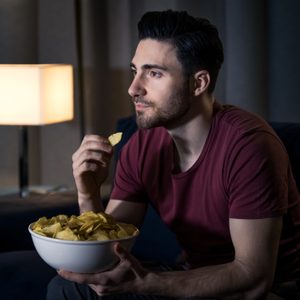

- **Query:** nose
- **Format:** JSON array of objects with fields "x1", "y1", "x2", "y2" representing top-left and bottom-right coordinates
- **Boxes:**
[{"x1": 128, "y1": 75, "x2": 146, "y2": 98}]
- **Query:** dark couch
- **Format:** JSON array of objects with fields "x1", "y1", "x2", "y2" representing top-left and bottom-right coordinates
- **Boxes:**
[
  {"x1": 0, "y1": 118, "x2": 299, "y2": 300},
  {"x1": 0, "y1": 192, "x2": 79, "y2": 300}
]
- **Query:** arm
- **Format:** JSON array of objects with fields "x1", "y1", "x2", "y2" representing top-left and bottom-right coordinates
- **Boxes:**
[
  {"x1": 72, "y1": 134, "x2": 147, "y2": 227},
  {"x1": 106, "y1": 199, "x2": 147, "y2": 229},
  {"x1": 148, "y1": 217, "x2": 282, "y2": 299},
  {"x1": 59, "y1": 216, "x2": 282, "y2": 299},
  {"x1": 72, "y1": 134, "x2": 113, "y2": 213}
]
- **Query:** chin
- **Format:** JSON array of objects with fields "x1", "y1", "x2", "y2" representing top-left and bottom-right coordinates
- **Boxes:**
[
  {"x1": 135, "y1": 110, "x2": 173, "y2": 129},
  {"x1": 136, "y1": 115, "x2": 160, "y2": 129}
]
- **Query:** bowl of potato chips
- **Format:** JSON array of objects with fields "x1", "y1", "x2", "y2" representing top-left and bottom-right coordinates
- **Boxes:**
[{"x1": 28, "y1": 211, "x2": 139, "y2": 273}]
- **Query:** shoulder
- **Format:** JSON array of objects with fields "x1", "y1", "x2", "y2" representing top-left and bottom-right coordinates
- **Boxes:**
[
  {"x1": 211, "y1": 103, "x2": 290, "y2": 184},
  {"x1": 215, "y1": 103, "x2": 271, "y2": 133},
  {"x1": 213, "y1": 103, "x2": 284, "y2": 148}
]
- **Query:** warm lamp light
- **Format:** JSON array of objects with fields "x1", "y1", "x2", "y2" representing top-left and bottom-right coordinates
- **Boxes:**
[{"x1": 0, "y1": 64, "x2": 74, "y2": 197}]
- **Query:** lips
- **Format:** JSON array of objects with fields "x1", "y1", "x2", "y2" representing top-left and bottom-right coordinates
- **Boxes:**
[
  {"x1": 133, "y1": 99, "x2": 151, "y2": 111},
  {"x1": 135, "y1": 102, "x2": 149, "y2": 111}
]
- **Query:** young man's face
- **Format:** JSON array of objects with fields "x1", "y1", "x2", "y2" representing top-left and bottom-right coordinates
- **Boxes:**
[{"x1": 128, "y1": 38, "x2": 192, "y2": 129}]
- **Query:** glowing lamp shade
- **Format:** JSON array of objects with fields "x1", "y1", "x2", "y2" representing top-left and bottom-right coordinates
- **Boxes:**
[
  {"x1": 0, "y1": 64, "x2": 74, "y2": 198},
  {"x1": 0, "y1": 64, "x2": 74, "y2": 125}
]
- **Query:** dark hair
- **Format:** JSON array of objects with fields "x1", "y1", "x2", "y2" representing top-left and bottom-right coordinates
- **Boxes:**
[{"x1": 138, "y1": 10, "x2": 224, "y2": 93}]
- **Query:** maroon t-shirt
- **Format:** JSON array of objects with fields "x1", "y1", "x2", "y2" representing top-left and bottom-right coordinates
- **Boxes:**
[{"x1": 111, "y1": 103, "x2": 300, "y2": 282}]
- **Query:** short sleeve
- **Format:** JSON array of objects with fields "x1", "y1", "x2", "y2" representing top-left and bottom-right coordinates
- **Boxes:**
[
  {"x1": 110, "y1": 132, "x2": 148, "y2": 203},
  {"x1": 226, "y1": 131, "x2": 290, "y2": 218}
]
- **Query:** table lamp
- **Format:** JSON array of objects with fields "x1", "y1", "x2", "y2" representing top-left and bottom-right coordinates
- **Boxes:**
[{"x1": 0, "y1": 64, "x2": 74, "y2": 198}]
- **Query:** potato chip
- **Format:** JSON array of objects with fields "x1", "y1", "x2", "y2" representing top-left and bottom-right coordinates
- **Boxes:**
[
  {"x1": 109, "y1": 230, "x2": 118, "y2": 240},
  {"x1": 42, "y1": 223, "x2": 62, "y2": 238},
  {"x1": 31, "y1": 211, "x2": 138, "y2": 242},
  {"x1": 32, "y1": 217, "x2": 48, "y2": 229},
  {"x1": 108, "y1": 132, "x2": 123, "y2": 146},
  {"x1": 56, "y1": 227, "x2": 79, "y2": 241},
  {"x1": 88, "y1": 230, "x2": 110, "y2": 241}
]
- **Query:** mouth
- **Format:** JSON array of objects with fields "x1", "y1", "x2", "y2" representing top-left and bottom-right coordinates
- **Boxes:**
[
  {"x1": 133, "y1": 99, "x2": 151, "y2": 111},
  {"x1": 135, "y1": 102, "x2": 149, "y2": 111}
]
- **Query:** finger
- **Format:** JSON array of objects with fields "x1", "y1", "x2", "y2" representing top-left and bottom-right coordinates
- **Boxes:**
[
  {"x1": 88, "y1": 284, "x2": 110, "y2": 296},
  {"x1": 72, "y1": 135, "x2": 112, "y2": 161},
  {"x1": 114, "y1": 242, "x2": 130, "y2": 261},
  {"x1": 72, "y1": 136, "x2": 113, "y2": 170},
  {"x1": 114, "y1": 242, "x2": 139, "y2": 263},
  {"x1": 73, "y1": 160, "x2": 105, "y2": 178},
  {"x1": 82, "y1": 139, "x2": 112, "y2": 153},
  {"x1": 72, "y1": 158, "x2": 107, "y2": 180},
  {"x1": 114, "y1": 243, "x2": 146, "y2": 277},
  {"x1": 73, "y1": 149, "x2": 111, "y2": 171},
  {"x1": 58, "y1": 269, "x2": 118, "y2": 287},
  {"x1": 83, "y1": 137, "x2": 112, "y2": 157},
  {"x1": 82, "y1": 134, "x2": 109, "y2": 144},
  {"x1": 58, "y1": 269, "x2": 99, "y2": 285}
]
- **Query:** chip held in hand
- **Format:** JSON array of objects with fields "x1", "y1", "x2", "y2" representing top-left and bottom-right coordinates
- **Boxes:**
[{"x1": 108, "y1": 132, "x2": 123, "y2": 146}]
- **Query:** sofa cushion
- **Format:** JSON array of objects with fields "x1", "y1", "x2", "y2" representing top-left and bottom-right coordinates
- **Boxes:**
[{"x1": 270, "y1": 122, "x2": 300, "y2": 191}]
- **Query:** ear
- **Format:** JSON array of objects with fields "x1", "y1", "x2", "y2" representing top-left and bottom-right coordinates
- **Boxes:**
[{"x1": 192, "y1": 70, "x2": 210, "y2": 96}]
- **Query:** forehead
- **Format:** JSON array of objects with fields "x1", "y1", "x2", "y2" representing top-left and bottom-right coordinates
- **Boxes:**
[{"x1": 131, "y1": 39, "x2": 182, "y2": 69}]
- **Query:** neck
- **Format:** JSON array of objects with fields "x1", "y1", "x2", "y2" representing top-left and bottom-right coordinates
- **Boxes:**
[{"x1": 168, "y1": 94, "x2": 215, "y2": 173}]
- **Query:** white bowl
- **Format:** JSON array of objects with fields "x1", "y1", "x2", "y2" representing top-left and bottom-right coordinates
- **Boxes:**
[{"x1": 28, "y1": 224, "x2": 139, "y2": 273}]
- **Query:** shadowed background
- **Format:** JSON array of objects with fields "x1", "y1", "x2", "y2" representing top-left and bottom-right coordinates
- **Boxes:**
[{"x1": 0, "y1": 0, "x2": 299, "y2": 191}]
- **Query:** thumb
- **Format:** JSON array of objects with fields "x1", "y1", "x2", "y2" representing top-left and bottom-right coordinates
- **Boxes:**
[
  {"x1": 114, "y1": 242, "x2": 129, "y2": 260},
  {"x1": 114, "y1": 242, "x2": 147, "y2": 277}
]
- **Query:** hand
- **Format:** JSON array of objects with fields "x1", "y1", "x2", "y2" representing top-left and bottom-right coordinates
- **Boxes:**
[
  {"x1": 58, "y1": 243, "x2": 148, "y2": 296},
  {"x1": 72, "y1": 135, "x2": 113, "y2": 204}
]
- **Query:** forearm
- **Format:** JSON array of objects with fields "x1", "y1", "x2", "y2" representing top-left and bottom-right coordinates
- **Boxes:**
[
  {"x1": 78, "y1": 190, "x2": 105, "y2": 214},
  {"x1": 143, "y1": 260, "x2": 269, "y2": 299}
]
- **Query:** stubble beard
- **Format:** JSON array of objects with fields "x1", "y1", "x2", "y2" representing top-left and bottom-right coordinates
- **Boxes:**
[{"x1": 135, "y1": 83, "x2": 191, "y2": 129}]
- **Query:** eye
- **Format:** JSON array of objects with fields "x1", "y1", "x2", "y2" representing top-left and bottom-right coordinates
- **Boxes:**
[
  {"x1": 131, "y1": 69, "x2": 137, "y2": 77},
  {"x1": 149, "y1": 70, "x2": 162, "y2": 78}
]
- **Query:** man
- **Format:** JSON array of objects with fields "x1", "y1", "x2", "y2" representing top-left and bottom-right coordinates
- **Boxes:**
[{"x1": 48, "y1": 10, "x2": 300, "y2": 300}]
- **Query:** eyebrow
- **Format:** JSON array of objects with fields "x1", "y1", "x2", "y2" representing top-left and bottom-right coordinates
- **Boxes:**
[{"x1": 130, "y1": 62, "x2": 168, "y2": 71}]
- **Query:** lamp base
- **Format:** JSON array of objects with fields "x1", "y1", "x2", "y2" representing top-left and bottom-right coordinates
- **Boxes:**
[
  {"x1": 19, "y1": 126, "x2": 29, "y2": 198},
  {"x1": 20, "y1": 187, "x2": 29, "y2": 198}
]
